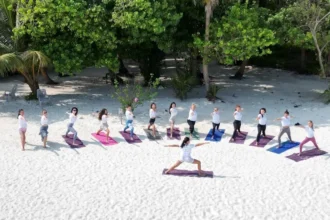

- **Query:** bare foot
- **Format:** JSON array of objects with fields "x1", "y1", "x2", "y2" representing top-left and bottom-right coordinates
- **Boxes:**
[
  {"x1": 298, "y1": 153, "x2": 302, "y2": 156},
  {"x1": 165, "y1": 170, "x2": 170, "y2": 174},
  {"x1": 230, "y1": 138, "x2": 235, "y2": 142},
  {"x1": 22, "y1": 148, "x2": 25, "y2": 151},
  {"x1": 256, "y1": 142, "x2": 259, "y2": 146},
  {"x1": 198, "y1": 172, "x2": 206, "y2": 177},
  {"x1": 130, "y1": 137, "x2": 134, "y2": 141},
  {"x1": 72, "y1": 142, "x2": 77, "y2": 146}
]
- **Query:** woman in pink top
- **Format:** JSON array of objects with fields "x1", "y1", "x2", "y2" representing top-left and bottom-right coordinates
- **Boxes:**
[{"x1": 296, "y1": 120, "x2": 320, "y2": 156}]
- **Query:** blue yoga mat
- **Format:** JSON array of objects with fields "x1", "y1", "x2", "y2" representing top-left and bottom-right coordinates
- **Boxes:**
[
  {"x1": 205, "y1": 129, "x2": 225, "y2": 142},
  {"x1": 267, "y1": 141, "x2": 300, "y2": 154}
]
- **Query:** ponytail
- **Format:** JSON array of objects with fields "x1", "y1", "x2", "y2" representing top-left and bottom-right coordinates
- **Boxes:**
[
  {"x1": 169, "y1": 102, "x2": 176, "y2": 115},
  {"x1": 17, "y1": 109, "x2": 23, "y2": 118},
  {"x1": 180, "y1": 137, "x2": 190, "y2": 148}
]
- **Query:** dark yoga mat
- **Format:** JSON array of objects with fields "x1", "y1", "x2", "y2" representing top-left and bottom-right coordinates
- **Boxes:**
[
  {"x1": 62, "y1": 134, "x2": 85, "y2": 148},
  {"x1": 162, "y1": 169, "x2": 213, "y2": 178},
  {"x1": 286, "y1": 148, "x2": 327, "y2": 162},
  {"x1": 184, "y1": 128, "x2": 200, "y2": 140},
  {"x1": 143, "y1": 129, "x2": 162, "y2": 140},
  {"x1": 249, "y1": 135, "x2": 275, "y2": 148},
  {"x1": 119, "y1": 131, "x2": 142, "y2": 144},
  {"x1": 267, "y1": 141, "x2": 300, "y2": 154},
  {"x1": 229, "y1": 131, "x2": 248, "y2": 144},
  {"x1": 205, "y1": 129, "x2": 225, "y2": 142},
  {"x1": 166, "y1": 127, "x2": 181, "y2": 140}
]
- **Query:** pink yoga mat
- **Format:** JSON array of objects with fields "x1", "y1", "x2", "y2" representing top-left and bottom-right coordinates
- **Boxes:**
[
  {"x1": 62, "y1": 134, "x2": 85, "y2": 148},
  {"x1": 91, "y1": 133, "x2": 118, "y2": 146},
  {"x1": 286, "y1": 148, "x2": 327, "y2": 162},
  {"x1": 229, "y1": 131, "x2": 248, "y2": 144},
  {"x1": 249, "y1": 135, "x2": 275, "y2": 148},
  {"x1": 119, "y1": 131, "x2": 142, "y2": 144},
  {"x1": 166, "y1": 127, "x2": 181, "y2": 140},
  {"x1": 162, "y1": 169, "x2": 213, "y2": 178}
]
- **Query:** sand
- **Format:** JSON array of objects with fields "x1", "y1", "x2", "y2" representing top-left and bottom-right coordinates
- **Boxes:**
[{"x1": 0, "y1": 63, "x2": 330, "y2": 220}]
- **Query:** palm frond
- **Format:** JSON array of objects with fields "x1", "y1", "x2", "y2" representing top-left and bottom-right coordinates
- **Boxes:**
[
  {"x1": 20, "y1": 50, "x2": 52, "y2": 73},
  {"x1": 0, "y1": 52, "x2": 24, "y2": 76}
]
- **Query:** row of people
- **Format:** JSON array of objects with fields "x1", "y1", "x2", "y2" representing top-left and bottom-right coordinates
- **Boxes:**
[{"x1": 17, "y1": 104, "x2": 320, "y2": 156}]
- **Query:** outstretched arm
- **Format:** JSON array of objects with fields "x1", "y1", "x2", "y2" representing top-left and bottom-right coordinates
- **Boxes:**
[
  {"x1": 165, "y1": 144, "x2": 180, "y2": 148},
  {"x1": 196, "y1": 142, "x2": 210, "y2": 147}
]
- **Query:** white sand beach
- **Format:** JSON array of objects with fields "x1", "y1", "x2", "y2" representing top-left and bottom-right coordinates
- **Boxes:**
[{"x1": 0, "y1": 64, "x2": 330, "y2": 220}]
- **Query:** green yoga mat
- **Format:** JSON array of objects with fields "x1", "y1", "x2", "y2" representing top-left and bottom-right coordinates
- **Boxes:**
[{"x1": 184, "y1": 128, "x2": 200, "y2": 140}]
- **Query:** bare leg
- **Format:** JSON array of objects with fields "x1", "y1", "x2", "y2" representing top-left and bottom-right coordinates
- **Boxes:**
[
  {"x1": 165, "y1": 161, "x2": 182, "y2": 174},
  {"x1": 106, "y1": 129, "x2": 110, "y2": 142},
  {"x1": 147, "y1": 124, "x2": 151, "y2": 130},
  {"x1": 96, "y1": 129, "x2": 102, "y2": 135},
  {"x1": 43, "y1": 136, "x2": 47, "y2": 148},
  {"x1": 20, "y1": 132, "x2": 25, "y2": 151},
  {"x1": 170, "y1": 121, "x2": 174, "y2": 138},
  {"x1": 152, "y1": 125, "x2": 156, "y2": 137},
  {"x1": 193, "y1": 159, "x2": 204, "y2": 176},
  {"x1": 165, "y1": 144, "x2": 180, "y2": 147}
]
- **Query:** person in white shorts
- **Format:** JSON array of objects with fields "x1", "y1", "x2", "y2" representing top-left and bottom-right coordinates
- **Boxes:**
[
  {"x1": 17, "y1": 109, "x2": 27, "y2": 151},
  {"x1": 96, "y1": 108, "x2": 110, "y2": 142},
  {"x1": 165, "y1": 137, "x2": 209, "y2": 176},
  {"x1": 169, "y1": 102, "x2": 178, "y2": 138}
]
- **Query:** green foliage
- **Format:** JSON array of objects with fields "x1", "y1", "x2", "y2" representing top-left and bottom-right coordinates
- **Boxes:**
[
  {"x1": 206, "y1": 84, "x2": 221, "y2": 102},
  {"x1": 194, "y1": 4, "x2": 277, "y2": 65},
  {"x1": 14, "y1": 0, "x2": 118, "y2": 74},
  {"x1": 171, "y1": 67, "x2": 197, "y2": 100},
  {"x1": 112, "y1": 74, "x2": 160, "y2": 112}
]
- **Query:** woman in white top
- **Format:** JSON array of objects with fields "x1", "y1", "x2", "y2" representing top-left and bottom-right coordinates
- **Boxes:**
[
  {"x1": 255, "y1": 108, "x2": 267, "y2": 145},
  {"x1": 296, "y1": 120, "x2": 320, "y2": 156},
  {"x1": 96, "y1": 108, "x2": 110, "y2": 142},
  {"x1": 17, "y1": 109, "x2": 27, "y2": 151},
  {"x1": 169, "y1": 102, "x2": 178, "y2": 138},
  {"x1": 211, "y1": 107, "x2": 220, "y2": 139},
  {"x1": 65, "y1": 107, "x2": 79, "y2": 145},
  {"x1": 123, "y1": 105, "x2": 134, "y2": 140},
  {"x1": 187, "y1": 104, "x2": 197, "y2": 138},
  {"x1": 230, "y1": 105, "x2": 243, "y2": 141},
  {"x1": 147, "y1": 103, "x2": 157, "y2": 137},
  {"x1": 39, "y1": 109, "x2": 49, "y2": 148},
  {"x1": 275, "y1": 110, "x2": 293, "y2": 148},
  {"x1": 165, "y1": 137, "x2": 209, "y2": 176}
]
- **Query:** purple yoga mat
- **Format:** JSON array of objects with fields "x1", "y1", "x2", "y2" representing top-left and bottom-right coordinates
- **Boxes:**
[
  {"x1": 286, "y1": 148, "x2": 327, "y2": 162},
  {"x1": 62, "y1": 134, "x2": 85, "y2": 148},
  {"x1": 162, "y1": 169, "x2": 213, "y2": 178},
  {"x1": 249, "y1": 135, "x2": 275, "y2": 148},
  {"x1": 91, "y1": 133, "x2": 118, "y2": 146},
  {"x1": 166, "y1": 127, "x2": 181, "y2": 140},
  {"x1": 119, "y1": 131, "x2": 142, "y2": 144},
  {"x1": 229, "y1": 131, "x2": 248, "y2": 144}
]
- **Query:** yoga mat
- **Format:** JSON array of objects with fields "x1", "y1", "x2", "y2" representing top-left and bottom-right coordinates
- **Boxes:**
[
  {"x1": 166, "y1": 127, "x2": 181, "y2": 140},
  {"x1": 162, "y1": 169, "x2": 213, "y2": 178},
  {"x1": 119, "y1": 131, "x2": 142, "y2": 144},
  {"x1": 267, "y1": 141, "x2": 300, "y2": 154},
  {"x1": 286, "y1": 148, "x2": 327, "y2": 162},
  {"x1": 62, "y1": 134, "x2": 85, "y2": 148},
  {"x1": 91, "y1": 133, "x2": 118, "y2": 146},
  {"x1": 229, "y1": 131, "x2": 248, "y2": 144},
  {"x1": 205, "y1": 129, "x2": 225, "y2": 142},
  {"x1": 184, "y1": 128, "x2": 200, "y2": 140},
  {"x1": 249, "y1": 135, "x2": 275, "y2": 148},
  {"x1": 143, "y1": 129, "x2": 162, "y2": 140}
]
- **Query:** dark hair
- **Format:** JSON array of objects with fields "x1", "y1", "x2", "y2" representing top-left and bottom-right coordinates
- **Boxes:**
[
  {"x1": 284, "y1": 109, "x2": 289, "y2": 115},
  {"x1": 127, "y1": 104, "x2": 131, "y2": 108},
  {"x1": 259, "y1": 108, "x2": 266, "y2": 117},
  {"x1": 150, "y1": 102, "x2": 156, "y2": 109},
  {"x1": 169, "y1": 102, "x2": 176, "y2": 114},
  {"x1": 71, "y1": 107, "x2": 78, "y2": 116},
  {"x1": 180, "y1": 137, "x2": 190, "y2": 148},
  {"x1": 17, "y1": 109, "x2": 24, "y2": 118},
  {"x1": 98, "y1": 108, "x2": 108, "y2": 120}
]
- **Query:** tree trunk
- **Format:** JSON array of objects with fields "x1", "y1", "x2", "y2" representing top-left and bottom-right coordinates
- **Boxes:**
[
  {"x1": 118, "y1": 56, "x2": 133, "y2": 78},
  {"x1": 230, "y1": 59, "x2": 248, "y2": 79},
  {"x1": 300, "y1": 48, "x2": 306, "y2": 73},
  {"x1": 41, "y1": 68, "x2": 58, "y2": 85},
  {"x1": 203, "y1": 3, "x2": 211, "y2": 92},
  {"x1": 311, "y1": 31, "x2": 326, "y2": 78}
]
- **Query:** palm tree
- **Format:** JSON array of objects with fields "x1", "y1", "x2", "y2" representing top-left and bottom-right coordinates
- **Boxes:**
[
  {"x1": 0, "y1": 0, "x2": 57, "y2": 84},
  {"x1": 193, "y1": 0, "x2": 219, "y2": 92},
  {"x1": 0, "y1": 49, "x2": 51, "y2": 97}
]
